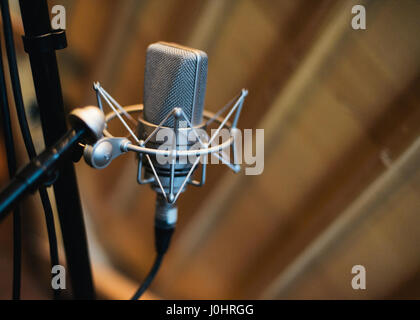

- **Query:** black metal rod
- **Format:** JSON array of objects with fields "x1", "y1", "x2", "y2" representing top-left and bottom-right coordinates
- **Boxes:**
[
  {"x1": 18, "y1": 0, "x2": 94, "y2": 299},
  {"x1": 0, "y1": 0, "x2": 62, "y2": 299},
  {"x1": 0, "y1": 33, "x2": 21, "y2": 300},
  {"x1": 0, "y1": 127, "x2": 86, "y2": 220}
]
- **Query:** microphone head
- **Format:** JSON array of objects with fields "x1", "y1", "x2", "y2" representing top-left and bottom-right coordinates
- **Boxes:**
[{"x1": 143, "y1": 42, "x2": 208, "y2": 127}]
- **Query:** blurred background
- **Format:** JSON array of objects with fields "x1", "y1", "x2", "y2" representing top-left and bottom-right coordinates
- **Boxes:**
[{"x1": 1, "y1": 0, "x2": 420, "y2": 299}]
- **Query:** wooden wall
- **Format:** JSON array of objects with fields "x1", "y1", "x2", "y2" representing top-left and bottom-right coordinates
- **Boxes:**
[{"x1": 1, "y1": 0, "x2": 420, "y2": 299}]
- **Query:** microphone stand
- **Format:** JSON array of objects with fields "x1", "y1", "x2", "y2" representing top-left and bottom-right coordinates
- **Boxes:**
[
  {"x1": 18, "y1": 0, "x2": 95, "y2": 299},
  {"x1": 0, "y1": 127, "x2": 86, "y2": 220}
]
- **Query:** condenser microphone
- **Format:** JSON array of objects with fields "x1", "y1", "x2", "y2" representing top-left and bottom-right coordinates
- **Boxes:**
[
  {"x1": 143, "y1": 42, "x2": 208, "y2": 127},
  {"x1": 83, "y1": 41, "x2": 247, "y2": 300},
  {"x1": 137, "y1": 42, "x2": 208, "y2": 230},
  {"x1": 130, "y1": 43, "x2": 210, "y2": 300}
]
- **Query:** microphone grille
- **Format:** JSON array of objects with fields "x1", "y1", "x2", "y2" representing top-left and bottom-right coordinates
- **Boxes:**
[{"x1": 143, "y1": 42, "x2": 208, "y2": 127}]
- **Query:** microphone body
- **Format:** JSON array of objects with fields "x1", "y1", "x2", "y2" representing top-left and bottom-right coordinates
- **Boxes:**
[
  {"x1": 138, "y1": 41, "x2": 208, "y2": 229},
  {"x1": 143, "y1": 42, "x2": 208, "y2": 127},
  {"x1": 82, "y1": 42, "x2": 246, "y2": 300},
  {"x1": 80, "y1": 41, "x2": 246, "y2": 300}
]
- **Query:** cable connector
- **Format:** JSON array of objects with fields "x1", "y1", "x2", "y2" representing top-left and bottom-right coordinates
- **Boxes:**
[
  {"x1": 130, "y1": 194, "x2": 176, "y2": 300},
  {"x1": 154, "y1": 194, "x2": 177, "y2": 255}
]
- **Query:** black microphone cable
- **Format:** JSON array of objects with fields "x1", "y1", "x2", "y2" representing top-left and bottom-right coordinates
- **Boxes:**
[
  {"x1": 0, "y1": 0, "x2": 60, "y2": 299},
  {"x1": 131, "y1": 228, "x2": 175, "y2": 300},
  {"x1": 0, "y1": 36, "x2": 21, "y2": 301},
  {"x1": 131, "y1": 253, "x2": 164, "y2": 300},
  {"x1": 131, "y1": 195, "x2": 176, "y2": 300}
]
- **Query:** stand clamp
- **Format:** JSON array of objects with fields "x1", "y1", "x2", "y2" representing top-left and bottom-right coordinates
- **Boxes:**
[{"x1": 22, "y1": 29, "x2": 67, "y2": 53}]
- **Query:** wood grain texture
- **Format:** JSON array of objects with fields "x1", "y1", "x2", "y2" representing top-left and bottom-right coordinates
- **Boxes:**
[
  {"x1": 76, "y1": 0, "x2": 420, "y2": 299},
  {"x1": 3, "y1": 0, "x2": 419, "y2": 299}
]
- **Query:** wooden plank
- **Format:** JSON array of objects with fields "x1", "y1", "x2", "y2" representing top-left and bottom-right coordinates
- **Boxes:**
[
  {"x1": 262, "y1": 134, "x2": 420, "y2": 299},
  {"x1": 158, "y1": 0, "x2": 420, "y2": 299},
  {"x1": 242, "y1": 0, "x2": 420, "y2": 298}
]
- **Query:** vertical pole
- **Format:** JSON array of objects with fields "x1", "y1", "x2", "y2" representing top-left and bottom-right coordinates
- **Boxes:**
[{"x1": 18, "y1": 0, "x2": 94, "y2": 299}]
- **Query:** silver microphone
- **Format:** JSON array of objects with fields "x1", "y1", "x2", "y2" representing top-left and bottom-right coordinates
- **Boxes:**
[
  {"x1": 85, "y1": 41, "x2": 246, "y2": 218},
  {"x1": 83, "y1": 41, "x2": 247, "y2": 299},
  {"x1": 137, "y1": 42, "x2": 208, "y2": 229},
  {"x1": 143, "y1": 42, "x2": 208, "y2": 127}
]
